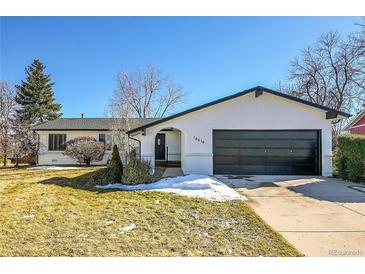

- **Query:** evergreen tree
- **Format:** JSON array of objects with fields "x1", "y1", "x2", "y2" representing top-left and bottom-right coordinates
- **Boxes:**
[
  {"x1": 108, "y1": 145, "x2": 123, "y2": 182},
  {"x1": 15, "y1": 59, "x2": 62, "y2": 125}
]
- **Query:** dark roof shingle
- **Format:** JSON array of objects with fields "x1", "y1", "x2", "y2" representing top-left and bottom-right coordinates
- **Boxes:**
[{"x1": 33, "y1": 118, "x2": 159, "y2": 131}]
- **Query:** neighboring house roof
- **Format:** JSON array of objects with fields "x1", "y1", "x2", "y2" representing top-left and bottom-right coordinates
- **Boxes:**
[
  {"x1": 33, "y1": 118, "x2": 159, "y2": 131},
  {"x1": 344, "y1": 109, "x2": 365, "y2": 131},
  {"x1": 127, "y1": 86, "x2": 352, "y2": 134}
]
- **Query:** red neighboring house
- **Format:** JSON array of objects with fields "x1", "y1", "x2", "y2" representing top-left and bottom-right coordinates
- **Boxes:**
[{"x1": 344, "y1": 109, "x2": 365, "y2": 135}]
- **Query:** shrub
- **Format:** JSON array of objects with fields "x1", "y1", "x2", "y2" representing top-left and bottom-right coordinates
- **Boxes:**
[
  {"x1": 90, "y1": 145, "x2": 123, "y2": 185},
  {"x1": 334, "y1": 134, "x2": 365, "y2": 182},
  {"x1": 90, "y1": 168, "x2": 110, "y2": 185},
  {"x1": 122, "y1": 155, "x2": 151, "y2": 185},
  {"x1": 63, "y1": 136, "x2": 104, "y2": 166},
  {"x1": 108, "y1": 145, "x2": 123, "y2": 182}
]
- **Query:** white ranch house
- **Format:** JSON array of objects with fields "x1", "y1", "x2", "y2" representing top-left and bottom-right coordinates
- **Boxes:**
[{"x1": 34, "y1": 86, "x2": 350, "y2": 176}]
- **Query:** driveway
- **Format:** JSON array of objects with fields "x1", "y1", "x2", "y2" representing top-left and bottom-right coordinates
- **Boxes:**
[{"x1": 216, "y1": 175, "x2": 365, "y2": 256}]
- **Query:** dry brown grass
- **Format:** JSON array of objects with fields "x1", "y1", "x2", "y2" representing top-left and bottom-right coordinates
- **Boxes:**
[{"x1": 0, "y1": 168, "x2": 301, "y2": 256}]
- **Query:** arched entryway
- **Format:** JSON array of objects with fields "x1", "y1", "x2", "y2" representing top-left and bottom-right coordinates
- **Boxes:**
[{"x1": 154, "y1": 127, "x2": 182, "y2": 168}]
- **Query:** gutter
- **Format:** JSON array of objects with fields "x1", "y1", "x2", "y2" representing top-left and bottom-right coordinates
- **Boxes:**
[{"x1": 127, "y1": 133, "x2": 141, "y2": 160}]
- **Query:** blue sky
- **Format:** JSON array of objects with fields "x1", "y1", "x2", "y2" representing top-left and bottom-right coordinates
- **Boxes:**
[{"x1": 0, "y1": 17, "x2": 362, "y2": 117}]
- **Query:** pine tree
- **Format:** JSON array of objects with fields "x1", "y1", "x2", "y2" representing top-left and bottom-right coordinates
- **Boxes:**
[
  {"x1": 108, "y1": 145, "x2": 123, "y2": 182},
  {"x1": 15, "y1": 59, "x2": 62, "y2": 125}
]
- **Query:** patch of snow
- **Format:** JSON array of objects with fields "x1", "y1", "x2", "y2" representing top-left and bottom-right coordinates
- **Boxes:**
[
  {"x1": 105, "y1": 220, "x2": 114, "y2": 225},
  {"x1": 154, "y1": 199, "x2": 160, "y2": 205},
  {"x1": 27, "y1": 166, "x2": 79, "y2": 170},
  {"x1": 96, "y1": 175, "x2": 247, "y2": 202},
  {"x1": 120, "y1": 223, "x2": 136, "y2": 232}
]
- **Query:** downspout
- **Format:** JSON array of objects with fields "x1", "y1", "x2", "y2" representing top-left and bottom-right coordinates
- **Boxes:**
[
  {"x1": 36, "y1": 132, "x2": 40, "y2": 164},
  {"x1": 128, "y1": 133, "x2": 141, "y2": 160},
  {"x1": 33, "y1": 130, "x2": 40, "y2": 165}
]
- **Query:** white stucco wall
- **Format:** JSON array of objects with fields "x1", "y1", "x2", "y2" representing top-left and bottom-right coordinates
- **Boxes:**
[
  {"x1": 37, "y1": 130, "x2": 112, "y2": 165},
  {"x1": 164, "y1": 130, "x2": 181, "y2": 161},
  {"x1": 134, "y1": 92, "x2": 337, "y2": 176}
]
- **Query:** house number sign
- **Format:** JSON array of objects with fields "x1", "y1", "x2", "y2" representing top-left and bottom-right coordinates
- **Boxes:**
[{"x1": 193, "y1": 136, "x2": 205, "y2": 144}]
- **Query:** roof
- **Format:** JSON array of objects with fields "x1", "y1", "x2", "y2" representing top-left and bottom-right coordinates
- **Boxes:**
[
  {"x1": 344, "y1": 109, "x2": 365, "y2": 131},
  {"x1": 33, "y1": 118, "x2": 159, "y2": 131},
  {"x1": 127, "y1": 86, "x2": 352, "y2": 134}
]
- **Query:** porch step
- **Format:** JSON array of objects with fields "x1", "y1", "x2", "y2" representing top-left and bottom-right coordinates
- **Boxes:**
[
  {"x1": 162, "y1": 168, "x2": 184, "y2": 178},
  {"x1": 155, "y1": 161, "x2": 181, "y2": 168}
]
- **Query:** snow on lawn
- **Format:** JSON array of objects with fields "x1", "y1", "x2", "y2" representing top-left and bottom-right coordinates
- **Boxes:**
[
  {"x1": 96, "y1": 175, "x2": 247, "y2": 202},
  {"x1": 27, "y1": 166, "x2": 80, "y2": 170}
]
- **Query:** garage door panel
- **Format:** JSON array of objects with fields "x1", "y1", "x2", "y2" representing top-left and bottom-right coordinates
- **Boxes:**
[
  {"x1": 265, "y1": 157, "x2": 291, "y2": 166},
  {"x1": 214, "y1": 164, "x2": 241, "y2": 174},
  {"x1": 216, "y1": 139, "x2": 267, "y2": 148},
  {"x1": 214, "y1": 156, "x2": 241, "y2": 165},
  {"x1": 214, "y1": 139, "x2": 240, "y2": 148},
  {"x1": 240, "y1": 148, "x2": 266, "y2": 156},
  {"x1": 240, "y1": 156, "x2": 267, "y2": 165},
  {"x1": 291, "y1": 165, "x2": 317, "y2": 174},
  {"x1": 266, "y1": 165, "x2": 292, "y2": 175},
  {"x1": 264, "y1": 131, "x2": 317, "y2": 139},
  {"x1": 214, "y1": 148, "x2": 240, "y2": 156},
  {"x1": 215, "y1": 155, "x2": 267, "y2": 165},
  {"x1": 264, "y1": 139, "x2": 291, "y2": 148},
  {"x1": 213, "y1": 130, "x2": 320, "y2": 175},
  {"x1": 239, "y1": 140, "x2": 267, "y2": 148},
  {"x1": 214, "y1": 131, "x2": 264, "y2": 139},
  {"x1": 241, "y1": 165, "x2": 266, "y2": 174},
  {"x1": 215, "y1": 148, "x2": 268, "y2": 156},
  {"x1": 291, "y1": 149, "x2": 316, "y2": 157},
  {"x1": 291, "y1": 156, "x2": 317, "y2": 165},
  {"x1": 266, "y1": 148, "x2": 290, "y2": 156},
  {"x1": 291, "y1": 140, "x2": 317, "y2": 148}
]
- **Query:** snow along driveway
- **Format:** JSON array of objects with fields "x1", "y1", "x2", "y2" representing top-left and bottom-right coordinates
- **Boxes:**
[{"x1": 96, "y1": 175, "x2": 246, "y2": 202}]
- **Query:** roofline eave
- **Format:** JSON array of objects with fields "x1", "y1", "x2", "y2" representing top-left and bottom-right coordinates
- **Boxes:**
[{"x1": 127, "y1": 86, "x2": 352, "y2": 134}]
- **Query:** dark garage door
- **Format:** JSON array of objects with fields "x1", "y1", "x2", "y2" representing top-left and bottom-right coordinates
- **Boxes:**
[{"x1": 213, "y1": 130, "x2": 320, "y2": 175}]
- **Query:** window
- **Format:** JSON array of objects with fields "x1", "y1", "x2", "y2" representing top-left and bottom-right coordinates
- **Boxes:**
[
  {"x1": 99, "y1": 134, "x2": 112, "y2": 150},
  {"x1": 48, "y1": 134, "x2": 66, "y2": 151}
]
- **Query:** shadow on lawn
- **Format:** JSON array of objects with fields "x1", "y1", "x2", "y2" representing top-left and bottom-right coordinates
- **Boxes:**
[
  {"x1": 39, "y1": 167, "x2": 166, "y2": 193},
  {"x1": 39, "y1": 170, "x2": 117, "y2": 193}
]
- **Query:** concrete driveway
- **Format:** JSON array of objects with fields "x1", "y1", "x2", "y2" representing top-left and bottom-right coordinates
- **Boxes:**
[{"x1": 216, "y1": 175, "x2": 365, "y2": 256}]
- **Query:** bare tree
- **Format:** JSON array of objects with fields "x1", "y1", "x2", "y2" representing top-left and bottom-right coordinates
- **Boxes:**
[
  {"x1": 0, "y1": 81, "x2": 16, "y2": 166},
  {"x1": 112, "y1": 65, "x2": 186, "y2": 119},
  {"x1": 352, "y1": 18, "x2": 365, "y2": 92},
  {"x1": 108, "y1": 65, "x2": 186, "y2": 156},
  {"x1": 280, "y1": 28, "x2": 365, "y2": 134},
  {"x1": 11, "y1": 115, "x2": 36, "y2": 166}
]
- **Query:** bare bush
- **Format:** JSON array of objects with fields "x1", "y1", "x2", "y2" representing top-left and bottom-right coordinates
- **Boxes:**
[{"x1": 63, "y1": 137, "x2": 104, "y2": 166}]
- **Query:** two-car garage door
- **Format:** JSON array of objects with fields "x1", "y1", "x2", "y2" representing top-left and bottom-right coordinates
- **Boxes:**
[{"x1": 213, "y1": 130, "x2": 321, "y2": 175}]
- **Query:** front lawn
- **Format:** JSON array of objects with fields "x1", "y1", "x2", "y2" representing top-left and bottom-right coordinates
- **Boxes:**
[{"x1": 0, "y1": 168, "x2": 301, "y2": 256}]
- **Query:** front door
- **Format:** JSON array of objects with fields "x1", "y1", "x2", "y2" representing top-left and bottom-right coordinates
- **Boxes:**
[{"x1": 155, "y1": 133, "x2": 166, "y2": 160}]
